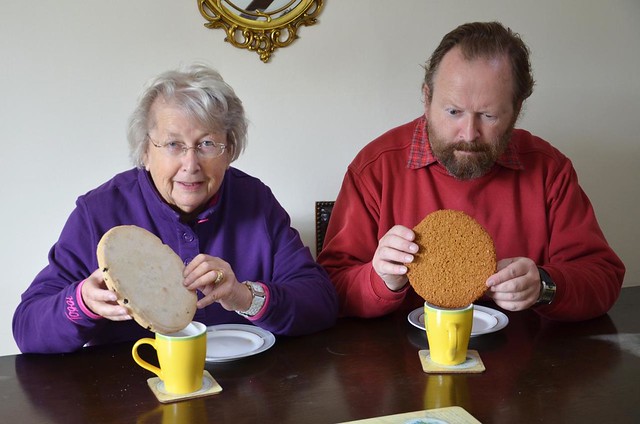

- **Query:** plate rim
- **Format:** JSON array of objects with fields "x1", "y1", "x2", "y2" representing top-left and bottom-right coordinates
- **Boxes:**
[
  {"x1": 208, "y1": 328, "x2": 265, "y2": 350},
  {"x1": 407, "y1": 304, "x2": 509, "y2": 336},
  {"x1": 205, "y1": 323, "x2": 275, "y2": 362},
  {"x1": 471, "y1": 309, "x2": 499, "y2": 334}
]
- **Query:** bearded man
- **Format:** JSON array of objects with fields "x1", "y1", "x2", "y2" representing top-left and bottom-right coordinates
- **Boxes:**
[{"x1": 317, "y1": 21, "x2": 624, "y2": 321}]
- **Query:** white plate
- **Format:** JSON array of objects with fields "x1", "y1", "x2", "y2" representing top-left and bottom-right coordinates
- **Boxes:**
[
  {"x1": 407, "y1": 304, "x2": 509, "y2": 337},
  {"x1": 471, "y1": 309, "x2": 499, "y2": 334},
  {"x1": 206, "y1": 324, "x2": 275, "y2": 362}
]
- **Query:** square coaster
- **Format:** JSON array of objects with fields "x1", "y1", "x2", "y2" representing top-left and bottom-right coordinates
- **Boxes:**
[
  {"x1": 418, "y1": 350, "x2": 485, "y2": 374},
  {"x1": 147, "y1": 370, "x2": 222, "y2": 403}
]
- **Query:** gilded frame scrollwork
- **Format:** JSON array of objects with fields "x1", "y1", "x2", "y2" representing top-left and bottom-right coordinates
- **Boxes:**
[{"x1": 198, "y1": 0, "x2": 323, "y2": 63}]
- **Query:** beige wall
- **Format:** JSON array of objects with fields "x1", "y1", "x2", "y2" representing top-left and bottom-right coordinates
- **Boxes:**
[{"x1": 1, "y1": 1, "x2": 638, "y2": 355}]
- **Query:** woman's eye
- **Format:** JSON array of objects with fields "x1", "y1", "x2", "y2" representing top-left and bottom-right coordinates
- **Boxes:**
[
  {"x1": 165, "y1": 141, "x2": 185, "y2": 151},
  {"x1": 200, "y1": 140, "x2": 215, "y2": 148}
]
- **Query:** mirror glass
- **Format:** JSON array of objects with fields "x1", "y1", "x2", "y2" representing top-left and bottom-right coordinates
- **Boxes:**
[
  {"x1": 223, "y1": 0, "x2": 302, "y2": 21},
  {"x1": 199, "y1": 0, "x2": 323, "y2": 63}
]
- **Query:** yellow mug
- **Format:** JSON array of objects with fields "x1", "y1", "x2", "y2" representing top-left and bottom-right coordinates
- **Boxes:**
[
  {"x1": 132, "y1": 321, "x2": 207, "y2": 394},
  {"x1": 424, "y1": 302, "x2": 473, "y2": 365}
]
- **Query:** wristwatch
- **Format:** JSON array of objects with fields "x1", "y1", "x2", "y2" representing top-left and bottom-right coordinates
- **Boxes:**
[
  {"x1": 537, "y1": 267, "x2": 556, "y2": 305},
  {"x1": 236, "y1": 281, "x2": 266, "y2": 317}
]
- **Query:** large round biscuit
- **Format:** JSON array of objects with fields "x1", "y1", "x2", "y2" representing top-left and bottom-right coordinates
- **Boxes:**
[
  {"x1": 96, "y1": 225, "x2": 196, "y2": 334},
  {"x1": 407, "y1": 210, "x2": 496, "y2": 308}
]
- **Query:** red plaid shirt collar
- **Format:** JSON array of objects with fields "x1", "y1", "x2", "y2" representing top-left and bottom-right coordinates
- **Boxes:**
[{"x1": 407, "y1": 116, "x2": 523, "y2": 171}]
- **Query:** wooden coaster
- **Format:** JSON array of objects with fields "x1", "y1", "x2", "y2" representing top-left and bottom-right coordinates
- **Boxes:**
[
  {"x1": 147, "y1": 370, "x2": 222, "y2": 403},
  {"x1": 418, "y1": 350, "x2": 485, "y2": 374}
]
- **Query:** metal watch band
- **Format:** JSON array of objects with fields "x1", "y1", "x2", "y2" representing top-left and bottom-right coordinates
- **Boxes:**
[
  {"x1": 537, "y1": 267, "x2": 556, "y2": 305},
  {"x1": 236, "y1": 281, "x2": 266, "y2": 317}
]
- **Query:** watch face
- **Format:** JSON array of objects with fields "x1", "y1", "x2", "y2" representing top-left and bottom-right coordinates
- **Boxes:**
[
  {"x1": 249, "y1": 282, "x2": 265, "y2": 296},
  {"x1": 537, "y1": 268, "x2": 556, "y2": 305},
  {"x1": 539, "y1": 281, "x2": 556, "y2": 304}
]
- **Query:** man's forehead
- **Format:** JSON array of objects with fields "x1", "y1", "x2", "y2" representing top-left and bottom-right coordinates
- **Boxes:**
[{"x1": 431, "y1": 48, "x2": 515, "y2": 105}]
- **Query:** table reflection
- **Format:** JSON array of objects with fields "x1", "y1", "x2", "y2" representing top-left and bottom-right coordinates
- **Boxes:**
[{"x1": 136, "y1": 400, "x2": 208, "y2": 424}]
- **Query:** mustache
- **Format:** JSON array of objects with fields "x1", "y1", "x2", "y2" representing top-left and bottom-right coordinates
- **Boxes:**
[{"x1": 451, "y1": 141, "x2": 490, "y2": 153}]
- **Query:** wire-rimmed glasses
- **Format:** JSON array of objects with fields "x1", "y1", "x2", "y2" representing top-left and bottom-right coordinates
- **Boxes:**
[{"x1": 147, "y1": 135, "x2": 227, "y2": 159}]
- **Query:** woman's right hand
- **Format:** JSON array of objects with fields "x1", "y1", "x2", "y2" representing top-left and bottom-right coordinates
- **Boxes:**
[{"x1": 81, "y1": 268, "x2": 132, "y2": 321}]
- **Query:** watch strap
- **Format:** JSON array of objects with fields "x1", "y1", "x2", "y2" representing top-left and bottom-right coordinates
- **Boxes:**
[{"x1": 236, "y1": 281, "x2": 266, "y2": 317}]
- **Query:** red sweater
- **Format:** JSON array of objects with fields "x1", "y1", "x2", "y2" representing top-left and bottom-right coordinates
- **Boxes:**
[{"x1": 318, "y1": 117, "x2": 625, "y2": 321}]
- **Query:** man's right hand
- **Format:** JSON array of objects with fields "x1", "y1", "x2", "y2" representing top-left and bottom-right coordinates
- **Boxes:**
[{"x1": 372, "y1": 225, "x2": 419, "y2": 291}]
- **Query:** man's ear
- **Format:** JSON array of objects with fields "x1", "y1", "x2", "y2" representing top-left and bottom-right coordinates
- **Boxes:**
[{"x1": 422, "y1": 84, "x2": 431, "y2": 118}]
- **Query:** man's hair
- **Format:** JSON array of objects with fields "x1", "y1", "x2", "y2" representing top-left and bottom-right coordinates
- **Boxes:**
[{"x1": 423, "y1": 21, "x2": 535, "y2": 108}]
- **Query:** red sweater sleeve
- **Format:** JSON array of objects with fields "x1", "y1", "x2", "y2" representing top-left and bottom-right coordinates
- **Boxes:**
[
  {"x1": 533, "y1": 155, "x2": 625, "y2": 320},
  {"x1": 318, "y1": 170, "x2": 416, "y2": 317}
]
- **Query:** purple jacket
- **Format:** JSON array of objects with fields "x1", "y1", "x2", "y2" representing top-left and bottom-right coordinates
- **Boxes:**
[{"x1": 13, "y1": 168, "x2": 338, "y2": 353}]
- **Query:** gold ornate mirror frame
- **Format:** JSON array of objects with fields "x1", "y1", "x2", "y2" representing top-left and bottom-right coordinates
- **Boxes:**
[{"x1": 198, "y1": 0, "x2": 324, "y2": 63}]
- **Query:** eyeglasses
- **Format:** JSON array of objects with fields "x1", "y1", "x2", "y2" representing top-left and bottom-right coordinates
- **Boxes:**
[{"x1": 147, "y1": 135, "x2": 227, "y2": 159}]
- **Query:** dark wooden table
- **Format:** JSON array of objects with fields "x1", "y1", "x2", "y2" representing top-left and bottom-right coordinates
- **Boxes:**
[{"x1": 2, "y1": 286, "x2": 639, "y2": 423}]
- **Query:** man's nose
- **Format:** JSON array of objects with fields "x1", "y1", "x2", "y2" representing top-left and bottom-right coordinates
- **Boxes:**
[{"x1": 459, "y1": 115, "x2": 480, "y2": 141}]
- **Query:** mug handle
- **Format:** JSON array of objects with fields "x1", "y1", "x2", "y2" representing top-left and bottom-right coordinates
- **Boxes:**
[
  {"x1": 447, "y1": 323, "x2": 459, "y2": 362},
  {"x1": 132, "y1": 338, "x2": 162, "y2": 379}
]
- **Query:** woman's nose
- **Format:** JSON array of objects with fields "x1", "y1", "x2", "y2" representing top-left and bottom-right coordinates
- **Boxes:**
[{"x1": 181, "y1": 148, "x2": 201, "y2": 172}]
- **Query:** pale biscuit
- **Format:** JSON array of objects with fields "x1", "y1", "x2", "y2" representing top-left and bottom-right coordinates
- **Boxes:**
[
  {"x1": 407, "y1": 210, "x2": 496, "y2": 308},
  {"x1": 96, "y1": 225, "x2": 197, "y2": 333}
]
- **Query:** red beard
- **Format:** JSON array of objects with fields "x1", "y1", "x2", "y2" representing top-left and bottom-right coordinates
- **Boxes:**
[{"x1": 428, "y1": 126, "x2": 513, "y2": 180}]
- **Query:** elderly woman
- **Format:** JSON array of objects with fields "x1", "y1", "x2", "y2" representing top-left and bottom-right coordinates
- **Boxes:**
[{"x1": 13, "y1": 64, "x2": 338, "y2": 353}]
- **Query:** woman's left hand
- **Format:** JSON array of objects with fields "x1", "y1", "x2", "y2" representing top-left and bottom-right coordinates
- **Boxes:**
[{"x1": 182, "y1": 254, "x2": 252, "y2": 311}]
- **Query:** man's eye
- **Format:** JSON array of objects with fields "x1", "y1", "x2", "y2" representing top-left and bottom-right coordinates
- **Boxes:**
[{"x1": 447, "y1": 109, "x2": 460, "y2": 116}]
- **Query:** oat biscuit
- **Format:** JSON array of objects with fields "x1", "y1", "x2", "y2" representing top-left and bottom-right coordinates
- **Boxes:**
[{"x1": 407, "y1": 210, "x2": 496, "y2": 308}]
